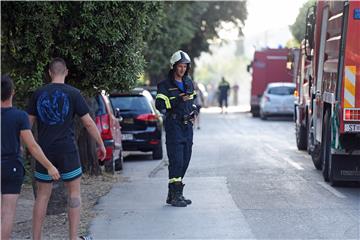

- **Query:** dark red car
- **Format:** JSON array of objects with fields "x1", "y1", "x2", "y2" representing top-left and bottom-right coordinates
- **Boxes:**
[{"x1": 95, "y1": 92, "x2": 123, "y2": 172}]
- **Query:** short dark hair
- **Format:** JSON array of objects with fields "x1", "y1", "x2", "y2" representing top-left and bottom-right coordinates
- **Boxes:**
[
  {"x1": 49, "y1": 57, "x2": 67, "y2": 75},
  {"x1": 1, "y1": 74, "x2": 14, "y2": 101}
]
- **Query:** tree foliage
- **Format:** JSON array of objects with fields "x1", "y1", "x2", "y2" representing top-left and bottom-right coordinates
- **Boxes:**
[
  {"x1": 2, "y1": 1, "x2": 247, "y2": 94},
  {"x1": 145, "y1": 1, "x2": 248, "y2": 84},
  {"x1": 1, "y1": 1, "x2": 163, "y2": 180},
  {"x1": 1, "y1": 1, "x2": 162, "y2": 101},
  {"x1": 289, "y1": 0, "x2": 316, "y2": 44}
]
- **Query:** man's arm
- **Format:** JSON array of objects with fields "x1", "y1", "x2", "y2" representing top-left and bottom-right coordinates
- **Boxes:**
[
  {"x1": 20, "y1": 130, "x2": 60, "y2": 180},
  {"x1": 80, "y1": 113, "x2": 106, "y2": 161},
  {"x1": 155, "y1": 83, "x2": 184, "y2": 112},
  {"x1": 28, "y1": 114, "x2": 36, "y2": 128}
]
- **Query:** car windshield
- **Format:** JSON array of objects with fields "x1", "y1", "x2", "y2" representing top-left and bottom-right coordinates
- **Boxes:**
[
  {"x1": 110, "y1": 95, "x2": 152, "y2": 113},
  {"x1": 268, "y1": 86, "x2": 295, "y2": 96}
]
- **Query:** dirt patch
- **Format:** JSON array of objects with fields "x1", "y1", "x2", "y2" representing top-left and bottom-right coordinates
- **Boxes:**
[{"x1": 12, "y1": 172, "x2": 121, "y2": 239}]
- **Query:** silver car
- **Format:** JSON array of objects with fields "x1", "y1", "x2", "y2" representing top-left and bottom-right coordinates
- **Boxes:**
[{"x1": 259, "y1": 82, "x2": 296, "y2": 120}]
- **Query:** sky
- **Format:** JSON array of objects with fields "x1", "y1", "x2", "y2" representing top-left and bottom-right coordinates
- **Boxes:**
[{"x1": 242, "y1": 0, "x2": 308, "y2": 57}]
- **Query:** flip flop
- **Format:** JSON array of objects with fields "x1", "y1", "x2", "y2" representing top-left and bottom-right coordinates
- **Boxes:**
[{"x1": 80, "y1": 236, "x2": 93, "y2": 240}]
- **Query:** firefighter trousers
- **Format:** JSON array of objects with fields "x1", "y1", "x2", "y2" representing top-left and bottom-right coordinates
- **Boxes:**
[{"x1": 165, "y1": 119, "x2": 193, "y2": 179}]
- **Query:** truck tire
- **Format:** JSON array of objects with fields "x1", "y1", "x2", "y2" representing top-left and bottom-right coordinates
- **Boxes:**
[
  {"x1": 152, "y1": 143, "x2": 163, "y2": 160},
  {"x1": 307, "y1": 116, "x2": 313, "y2": 154},
  {"x1": 252, "y1": 112, "x2": 260, "y2": 117},
  {"x1": 251, "y1": 108, "x2": 260, "y2": 117},
  {"x1": 309, "y1": 116, "x2": 322, "y2": 170},
  {"x1": 115, "y1": 150, "x2": 124, "y2": 171},
  {"x1": 296, "y1": 123, "x2": 307, "y2": 150},
  {"x1": 311, "y1": 145, "x2": 322, "y2": 170},
  {"x1": 321, "y1": 110, "x2": 331, "y2": 182}
]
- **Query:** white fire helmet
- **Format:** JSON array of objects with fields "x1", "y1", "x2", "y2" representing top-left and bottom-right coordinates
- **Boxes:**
[{"x1": 170, "y1": 50, "x2": 191, "y2": 69}]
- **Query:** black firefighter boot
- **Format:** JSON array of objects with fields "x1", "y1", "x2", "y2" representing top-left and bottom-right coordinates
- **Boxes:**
[
  {"x1": 166, "y1": 183, "x2": 172, "y2": 204},
  {"x1": 167, "y1": 182, "x2": 187, "y2": 207},
  {"x1": 180, "y1": 183, "x2": 192, "y2": 205}
]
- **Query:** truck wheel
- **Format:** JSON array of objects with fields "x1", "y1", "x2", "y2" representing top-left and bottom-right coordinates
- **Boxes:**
[
  {"x1": 252, "y1": 110, "x2": 260, "y2": 117},
  {"x1": 309, "y1": 116, "x2": 322, "y2": 170},
  {"x1": 327, "y1": 151, "x2": 338, "y2": 186},
  {"x1": 152, "y1": 143, "x2": 163, "y2": 160},
  {"x1": 323, "y1": 110, "x2": 339, "y2": 185},
  {"x1": 115, "y1": 150, "x2": 124, "y2": 171},
  {"x1": 296, "y1": 123, "x2": 307, "y2": 150},
  {"x1": 321, "y1": 110, "x2": 331, "y2": 182},
  {"x1": 311, "y1": 145, "x2": 322, "y2": 170},
  {"x1": 307, "y1": 116, "x2": 313, "y2": 154}
]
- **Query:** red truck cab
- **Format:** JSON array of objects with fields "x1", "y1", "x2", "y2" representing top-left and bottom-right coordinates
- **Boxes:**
[{"x1": 249, "y1": 48, "x2": 293, "y2": 117}]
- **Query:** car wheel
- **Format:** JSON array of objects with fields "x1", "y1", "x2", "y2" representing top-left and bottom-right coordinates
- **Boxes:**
[
  {"x1": 104, "y1": 157, "x2": 115, "y2": 174},
  {"x1": 260, "y1": 109, "x2": 267, "y2": 120},
  {"x1": 115, "y1": 150, "x2": 124, "y2": 171},
  {"x1": 152, "y1": 143, "x2": 163, "y2": 160}
]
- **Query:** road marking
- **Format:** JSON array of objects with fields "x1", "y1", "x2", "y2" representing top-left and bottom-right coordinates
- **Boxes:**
[
  {"x1": 265, "y1": 144, "x2": 304, "y2": 170},
  {"x1": 264, "y1": 143, "x2": 279, "y2": 152},
  {"x1": 282, "y1": 156, "x2": 304, "y2": 170},
  {"x1": 317, "y1": 181, "x2": 347, "y2": 199}
]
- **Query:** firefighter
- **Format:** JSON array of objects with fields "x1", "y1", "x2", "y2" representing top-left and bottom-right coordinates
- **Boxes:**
[
  {"x1": 218, "y1": 77, "x2": 230, "y2": 113},
  {"x1": 155, "y1": 50, "x2": 198, "y2": 207}
]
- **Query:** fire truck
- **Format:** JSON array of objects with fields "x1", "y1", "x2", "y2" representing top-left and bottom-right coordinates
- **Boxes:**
[
  {"x1": 304, "y1": 0, "x2": 360, "y2": 183},
  {"x1": 293, "y1": 42, "x2": 312, "y2": 151},
  {"x1": 248, "y1": 48, "x2": 293, "y2": 117}
]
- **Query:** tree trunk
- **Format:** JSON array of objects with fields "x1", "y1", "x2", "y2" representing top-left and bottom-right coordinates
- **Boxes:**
[
  {"x1": 46, "y1": 181, "x2": 68, "y2": 215},
  {"x1": 77, "y1": 124, "x2": 100, "y2": 176},
  {"x1": 75, "y1": 97, "x2": 101, "y2": 176}
]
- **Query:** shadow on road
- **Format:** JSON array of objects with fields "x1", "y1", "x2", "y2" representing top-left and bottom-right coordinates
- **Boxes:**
[
  {"x1": 258, "y1": 116, "x2": 293, "y2": 122},
  {"x1": 124, "y1": 153, "x2": 156, "y2": 162},
  {"x1": 333, "y1": 181, "x2": 360, "y2": 188}
]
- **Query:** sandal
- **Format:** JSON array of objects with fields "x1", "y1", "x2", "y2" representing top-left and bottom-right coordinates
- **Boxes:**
[{"x1": 80, "y1": 236, "x2": 93, "y2": 240}]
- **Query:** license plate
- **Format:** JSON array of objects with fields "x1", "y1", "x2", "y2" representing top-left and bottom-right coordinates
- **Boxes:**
[
  {"x1": 344, "y1": 124, "x2": 360, "y2": 132},
  {"x1": 122, "y1": 134, "x2": 133, "y2": 140},
  {"x1": 123, "y1": 118, "x2": 134, "y2": 124}
]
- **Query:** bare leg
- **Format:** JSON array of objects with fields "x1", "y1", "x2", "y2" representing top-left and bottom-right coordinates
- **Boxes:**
[
  {"x1": 1, "y1": 194, "x2": 19, "y2": 240},
  {"x1": 64, "y1": 177, "x2": 81, "y2": 240},
  {"x1": 32, "y1": 182, "x2": 53, "y2": 240}
]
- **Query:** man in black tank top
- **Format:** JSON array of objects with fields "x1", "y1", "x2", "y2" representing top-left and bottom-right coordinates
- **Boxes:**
[{"x1": 27, "y1": 58, "x2": 106, "y2": 240}]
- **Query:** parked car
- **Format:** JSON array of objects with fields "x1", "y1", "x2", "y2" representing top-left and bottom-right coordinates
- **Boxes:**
[
  {"x1": 109, "y1": 89, "x2": 163, "y2": 160},
  {"x1": 259, "y1": 82, "x2": 296, "y2": 120},
  {"x1": 95, "y1": 92, "x2": 124, "y2": 172}
]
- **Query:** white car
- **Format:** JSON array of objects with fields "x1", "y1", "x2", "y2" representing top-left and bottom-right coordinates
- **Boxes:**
[{"x1": 259, "y1": 82, "x2": 296, "y2": 120}]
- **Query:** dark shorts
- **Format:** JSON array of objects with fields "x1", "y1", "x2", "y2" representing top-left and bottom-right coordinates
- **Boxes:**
[
  {"x1": 35, "y1": 151, "x2": 82, "y2": 183},
  {"x1": 1, "y1": 160, "x2": 25, "y2": 194}
]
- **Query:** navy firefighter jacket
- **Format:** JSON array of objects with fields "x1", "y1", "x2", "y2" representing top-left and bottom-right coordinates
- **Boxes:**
[{"x1": 155, "y1": 75, "x2": 196, "y2": 143}]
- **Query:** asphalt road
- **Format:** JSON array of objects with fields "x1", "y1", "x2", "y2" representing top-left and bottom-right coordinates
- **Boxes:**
[{"x1": 90, "y1": 107, "x2": 360, "y2": 240}]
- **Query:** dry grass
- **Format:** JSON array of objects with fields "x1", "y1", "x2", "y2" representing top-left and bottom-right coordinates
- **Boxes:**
[{"x1": 12, "y1": 172, "x2": 120, "y2": 240}]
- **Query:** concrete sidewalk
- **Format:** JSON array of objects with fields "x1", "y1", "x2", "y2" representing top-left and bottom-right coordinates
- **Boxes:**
[{"x1": 89, "y1": 176, "x2": 254, "y2": 239}]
